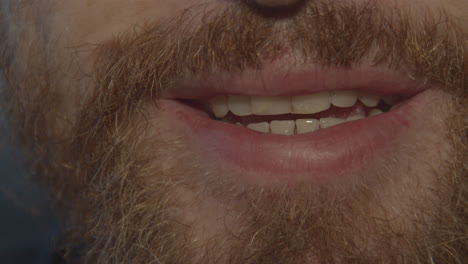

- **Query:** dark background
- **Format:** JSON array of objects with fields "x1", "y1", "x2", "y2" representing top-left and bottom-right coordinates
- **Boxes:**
[{"x1": 0, "y1": 118, "x2": 59, "y2": 264}]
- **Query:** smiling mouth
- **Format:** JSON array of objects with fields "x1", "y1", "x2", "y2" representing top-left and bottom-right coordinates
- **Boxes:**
[
  {"x1": 205, "y1": 92, "x2": 400, "y2": 135},
  {"x1": 160, "y1": 66, "x2": 430, "y2": 183}
]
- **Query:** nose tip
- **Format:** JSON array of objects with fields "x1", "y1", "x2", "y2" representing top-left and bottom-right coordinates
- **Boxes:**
[{"x1": 251, "y1": 0, "x2": 303, "y2": 8}]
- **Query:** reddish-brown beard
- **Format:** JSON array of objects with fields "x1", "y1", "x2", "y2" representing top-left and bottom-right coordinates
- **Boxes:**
[{"x1": 2, "y1": 0, "x2": 467, "y2": 263}]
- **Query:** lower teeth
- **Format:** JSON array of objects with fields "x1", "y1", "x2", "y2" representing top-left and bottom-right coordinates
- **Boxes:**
[{"x1": 231, "y1": 110, "x2": 383, "y2": 135}]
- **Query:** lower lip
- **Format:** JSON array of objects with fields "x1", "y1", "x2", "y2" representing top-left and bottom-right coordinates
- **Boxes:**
[{"x1": 160, "y1": 91, "x2": 428, "y2": 184}]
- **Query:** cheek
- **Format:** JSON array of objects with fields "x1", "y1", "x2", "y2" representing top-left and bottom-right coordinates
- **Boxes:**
[
  {"x1": 446, "y1": 0, "x2": 468, "y2": 33},
  {"x1": 49, "y1": 0, "x2": 214, "y2": 46},
  {"x1": 46, "y1": 0, "x2": 224, "y2": 101}
]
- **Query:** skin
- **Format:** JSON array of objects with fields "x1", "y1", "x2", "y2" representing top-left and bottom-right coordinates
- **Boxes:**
[{"x1": 2, "y1": 0, "x2": 467, "y2": 263}]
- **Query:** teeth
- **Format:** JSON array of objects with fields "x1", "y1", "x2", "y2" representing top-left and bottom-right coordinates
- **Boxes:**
[
  {"x1": 320, "y1": 118, "x2": 345, "y2": 128},
  {"x1": 369, "y1": 109, "x2": 383, "y2": 117},
  {"x1": 252, "y1": 96, "x2": 291, "y2": 115},
  {"x1": 210, "y1": 91, "x2": 391, "y2": 117},
  {"x1": 211, "y1": 91, "x2": 394, "y2": 134},
  {"x1": 346, "y1": 115, "x2": 365, "y2": 121},
  {"x1": 358, "y1": 92, "x2": 380, "y2": 107},
  {"x1": 331, "y1": 90, "x2": 358, "y2": 108},
  {"x1": 296, "y1": 119, "x2": 320, "y2": 134},
  {"x1": 291, "y1": 92, "x2": 331, "y2": 114},
  {"x1": 270, "y1": 120, "x2": 295, "y2": 135},
  {"x1": 209, "y1": 96, "x2": 229, "y2": 118},
  {"x1": 247, "y1": 122, "x2": 270, "y2": 133},
  {"x1": 243, "y1": 115, "x2": 369, "y2": 134},
  {"x1": 228, "y1": 96, "x2": 252, "y2": 116}
]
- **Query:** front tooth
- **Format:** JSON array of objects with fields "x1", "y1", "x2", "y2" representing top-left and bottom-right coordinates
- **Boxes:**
[
  {"x1": 296, "y1": 119, "x2": 320, "y2": 134},
  {"x1": 209, "y1": 96, "x2": 229, "y2": 118},
  {"x1": 346, "y1": 115, "x2": 365, "y2": 121},
  {"x1": 331, "y1": 90, "x2": 358, "y2": 108},
  {"x1": 247, "y1": 122, "x2": 269, "y2": 133},
  {"x1": 320, "y1": 118, "x2": 345, "y2": 128},
  {"x1": 291, "y1": 92, "x2": 331, "y2": 114},
  {"x1": 228, "y1": 96, "x2": 252, "y2": 116},
  {"x1": 251, "y1": 96, "x2": 291, "y2": 115},
  {"x1": 270, "y1": 120, "x2": 295, "y2": 135},
  {"x1": 369, "y1": 109, "x2": 383, "y2": 117},
  {"x1": 358, "y1": 92, "x2": 380, "y2": 107}
]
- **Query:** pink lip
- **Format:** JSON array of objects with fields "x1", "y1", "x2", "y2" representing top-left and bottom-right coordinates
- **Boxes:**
[
  {"x1": 160, "y1": 66, "x2": 430, "y2": 184},
  {"x1": 165, "y1": 65, "x2": 427, "y2": 99}
]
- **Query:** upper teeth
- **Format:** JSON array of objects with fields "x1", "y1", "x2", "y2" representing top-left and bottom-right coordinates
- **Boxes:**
[
  {"x1": 210, "y1": 91, "x2": 390, "y2": 118},
  {"x1": 291, "y1": 92, "x2": 330, "y2": 114}
]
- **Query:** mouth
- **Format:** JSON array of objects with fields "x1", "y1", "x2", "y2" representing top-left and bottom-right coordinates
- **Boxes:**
[
  {"x1": 205, "y1": 91, "x2": 398, "y2": 134},
  {"x1": 160, "y1": 66, "x2": 431, "y2": 184}
]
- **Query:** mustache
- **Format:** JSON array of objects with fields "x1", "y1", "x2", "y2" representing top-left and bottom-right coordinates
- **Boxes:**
[
  {"x1": 52, "y1": 2, "x2": 467, "y2": 262},
  {"x1": 90, "y1": 1, "x2": 464, "y2": 104},
  {"x1": 80, "y1": 0, "x2": 466, "y2": 142}
]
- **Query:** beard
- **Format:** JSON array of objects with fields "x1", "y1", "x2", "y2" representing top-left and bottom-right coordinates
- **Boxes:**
[{"x1": 3, "y1": 0, "x2": 467, "y2": 263}]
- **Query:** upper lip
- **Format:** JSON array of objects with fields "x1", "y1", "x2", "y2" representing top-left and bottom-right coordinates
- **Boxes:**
[
  {"x1": 163, "y1": 65, "x2": 428, "y2": 99},
  {"x1": 158, "y1": 64, "x2": 433, "y2": 183}
]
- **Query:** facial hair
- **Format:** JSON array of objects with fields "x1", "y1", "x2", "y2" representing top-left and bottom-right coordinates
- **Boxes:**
[{"x1": 2, "y1": 0, "x2": 467, "y2": 263}]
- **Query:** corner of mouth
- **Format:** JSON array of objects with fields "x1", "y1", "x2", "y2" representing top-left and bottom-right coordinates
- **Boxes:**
[
  {"x1": 165, "y1": 66, "x2": 428, "y2": 135},
  {"x1": 158, "y1": 65, "x2": 432, "y2": 183}
]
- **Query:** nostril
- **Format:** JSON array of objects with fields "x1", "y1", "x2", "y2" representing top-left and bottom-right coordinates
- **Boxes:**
[
  {"x1": 242, "y1": 0, "x2": 306, "y2": 18},
  {"x1": 252, "y1": 0, "x2": 303, "y2": 8}
]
